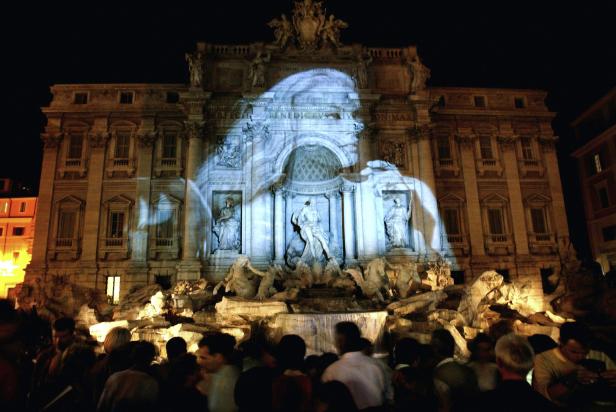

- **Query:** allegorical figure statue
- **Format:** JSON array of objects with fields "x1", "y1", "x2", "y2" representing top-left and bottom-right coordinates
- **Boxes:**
[
  {"x1": 267, "y1": 13, "x2": 293, "y2": 49},
  {"x1": 185, "y1": 51, "x2": 205, "y2": 88},
  {"x1": 320, "y1": 14, "x2": 348, "y2": 48},
  {"x1": 409, "y1": 54, "x2": 430, "y2": 94},
  {"x1": 213, "y1": 197, "x2": 240, "y2": 251},
  {"x1": 384, "y1": 197, "x2": 412, "y2": 249},
  {"x1": 355, "y1": 50, "x2": 373, "y2": 89},
  {"x1": 248, "y1": 50, "x2": 271, "y2": 88},
  {"x1": 291, "y1": 200, "x2": 332, "y2": 262}
]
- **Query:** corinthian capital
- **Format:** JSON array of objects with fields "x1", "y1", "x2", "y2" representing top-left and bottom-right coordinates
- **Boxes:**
[
  {"x1": 88, "y1": 132, "x2": 110, "y2": 148},
  {"x1": 41, "y1": 132, "x2": 63, "y2": 148},
  {"x1": 184, "y1": 121, "x2": 206, "y2": 140},
  {"x1": 137, "y1": 131, "x2": 158, "y2": 148}
]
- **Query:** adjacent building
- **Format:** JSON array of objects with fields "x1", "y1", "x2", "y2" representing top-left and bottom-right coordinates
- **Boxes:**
[
  {"x1": 0, "y1": 178, "x2": 37, "y2": 298},
  {"x1": 572, "y1": 87, "x2": 616, "y2": 273},
  {"x1": 25, "y1": 2, "x2": 572, "y2": 308}
]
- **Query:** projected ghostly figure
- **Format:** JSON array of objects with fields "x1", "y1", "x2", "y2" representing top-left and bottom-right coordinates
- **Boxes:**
[
  {"x1": 213, "y1": 197, "x2": 240, "y2": 252},
  {"x1": 291, "y1": 200, "x2": 333, "y2": 262}
]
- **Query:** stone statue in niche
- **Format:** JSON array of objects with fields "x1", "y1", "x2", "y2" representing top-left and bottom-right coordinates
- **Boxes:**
[
  {"x1": 213, "y1": 197, "x2": 241, "y2": 252},
  {"x1": 248, "y1": 50, "x2": 271, "y2": 88},
  {"x1": 384, "y1": 197, "x2": 412, "y2": 249},
  {"x1": 216, "y1": 137, "x2": 241, "y2": 169},
  {"x1": 291, "y1": 200, "x2": 333, "y2": 262},
  {"x1": 267, "y1": 14, "x2": 293, "y2": 49},
  {"x1": 185, "y1": 51, "x2": 205, "y2": 88}
]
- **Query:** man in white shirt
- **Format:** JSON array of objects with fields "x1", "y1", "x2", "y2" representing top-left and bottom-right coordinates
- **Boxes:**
[
  {"x1": 196, "y1": 333, "x2": 240, "y2": 412},
  {"x1": 322, "y1": 321, "x2": 387, "y2": 410}
]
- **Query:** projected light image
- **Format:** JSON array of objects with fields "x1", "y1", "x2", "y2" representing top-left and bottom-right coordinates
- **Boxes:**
[{"x1": 137, "y1": 68, "x2": 454, "y2": 274}]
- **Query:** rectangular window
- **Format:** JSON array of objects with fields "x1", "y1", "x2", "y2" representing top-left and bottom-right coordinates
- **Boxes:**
[
  {"x1": 119, "y1": 91, "x2": 134, "y2": 104},
  {"x1": 68, "y1": 134, "x2": 83, "y2": 159},
  {"x1": 487, "y1": 208, "x2": 505, "y2": 234},
  {"x1": 479, "y1": 137, "x2": 493, "y2": 159},
  {"x1": 514, "y1": 97, "x2": 526, "y2": 108},
  {"x1": 162, "y1": 134, "x2": 177, "y2": 159},
  {"x1": 108, "y1": 212, "x2": 125, "y2": 238},
  {"x1": 530, "y1": 208, "x2": 548, "y2": 234},
  {"x1": 593, "y1": 153, "x2": 603, "y2": 174},
  {"x1": 598, "y1": 187, "x2": 610, "y2": 209},
  {"x1": 156, "y1": 209, "x2": 174, "y2": 239},
  {"x1": 114, "y1": 133, "x2": 130, "y2": 159},
  {"x1": 106, "y1": 276, "x2": 121, "y2": 305},
  {"x1": 602, "y1": 225, "x2": 616, "y2": 242},
  {"x1": 58, "y1": 211, "x2": 76, "y2": 239},
  {"x1": 521, "y1": 137, "x2": 534, "y2": 160},
  {"x1": 166, "y1": 91, "x2": 179, "y2": 103},
  {"x1": 443, "y1": 208, "x2": 461, "y2": 235},
  {"x1": 19, "y1": 202, "x2": 26, "y2": 213},
  {"x1": 473, "y1": 96, "x2": 486, "y2": 108},
  {"x1": 437, "y1": 136, "x2": 452, "y2": 160},
  {"x1": 74, "y1": 92, "x2": 88, "y2": 104},
  {"x1": 12, "y1": 227, "x2": 24, "y2": 236},
  {"x1": 0, "y1": 228, "x2": 3, "y2": 236}
]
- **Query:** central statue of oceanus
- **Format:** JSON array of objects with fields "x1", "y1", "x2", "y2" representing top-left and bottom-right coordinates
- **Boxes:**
[{"x1": 291, "y1": 200, "x2": 333, "y2": 262}]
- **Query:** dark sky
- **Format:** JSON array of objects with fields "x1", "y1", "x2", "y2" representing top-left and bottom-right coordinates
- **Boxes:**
[{"x1": 4, "y1": 1, "x2": 615, "y2": 259}]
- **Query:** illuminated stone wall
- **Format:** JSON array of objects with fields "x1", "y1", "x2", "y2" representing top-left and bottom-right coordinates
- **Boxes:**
[{"x1": 24, "y1": 40, "x2": 569, "y2": 307}]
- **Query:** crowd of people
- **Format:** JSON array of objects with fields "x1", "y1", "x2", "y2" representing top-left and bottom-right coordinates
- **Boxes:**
[{"x1": 1, "y1": 298, "x2": 615, "y2": 412}]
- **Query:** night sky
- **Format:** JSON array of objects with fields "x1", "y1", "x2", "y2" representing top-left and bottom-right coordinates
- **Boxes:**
[{"x1": 4, "y1": 1, "x2": 615, "y2": 259}]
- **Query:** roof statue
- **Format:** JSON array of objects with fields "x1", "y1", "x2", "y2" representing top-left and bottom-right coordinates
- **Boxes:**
[{"x1": 267, "y1": 0, "x2": 348, "y2": 50}]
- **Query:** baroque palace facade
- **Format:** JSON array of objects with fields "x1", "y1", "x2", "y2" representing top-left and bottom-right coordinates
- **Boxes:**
[{"x1": 26, "y1": 2, "x2": 571, "y2": 305}]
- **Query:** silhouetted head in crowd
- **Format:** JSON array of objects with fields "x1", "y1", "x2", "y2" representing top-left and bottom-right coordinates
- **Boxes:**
[
  {"x1": 334, "y1": 321, "x2": 362, "y2": 354},
  {"x1": 166, "y1": 336, "x2": 187, "y2": 361},
  {"x1": 197, "y1": 332, "x2": 236, "y2": 373},
  {"x1": 395, "y1": 367, "x2": 438, "y2": 412},
  {"x1": 52, "y1": 317, "x2": 75, "y2": 351},
  {"x1": 494, "y1": 333, "x2": 535, "y2": 379},
  {"x1": 430, "y1": 329, "x2": 454, "y2": 362},
  {"x1": 488, "y1": 319, "x2": 514, "y2": 343},
  {"x1": 168, "y1": 353, "x2": 201, "y2": 388},
  {"x1": 394, "y1": 337, "x2": 421, "y2": 368},
  {"x1": 130, "y1": 340, "x2": 157, "y2": 371},
  {"x1": 314, "y1": 380, "x2": 358, "y2": 412},
  {"x1": 468, "y1": 333, "x2": 495, "y2": 363},
  {"x1": 359, "y1": 337, "x2": 373, "y2": 356},
  {"x1": 558, "y1": 322, "x2": 592, "y2": 364},
  {"x1": 527, "y1": 333, "x2": 557, "y2": 355},
  {"x1": 277, "y1": 334, "x2": 306, "y2": 371},
  {"x1": 60, "y1": 343, "x2": 96, "y2": 384},
  {"x1": 239, "y1": 336, "x2": 277, "y2": 369},
  {"x1": 103, "y1": 327, "x2": 131, "y2": 354}
]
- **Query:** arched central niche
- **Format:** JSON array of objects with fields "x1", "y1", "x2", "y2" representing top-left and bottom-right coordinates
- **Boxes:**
[{"x1": 281, "y1": 145, "x2": 344, "y2": 267}]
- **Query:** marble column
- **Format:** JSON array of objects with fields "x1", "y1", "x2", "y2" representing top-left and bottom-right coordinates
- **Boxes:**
[
  {"x1": 541, "y1": 137, "x2": 570, "y2": 243},
  {"x1": 328, "y1": 191, "x2": 340, "y2": 255},
  {"x1": 499, "y1": 135, "x2": 529, "y2": 255},
  {"x1": 455, "y1": 134, "x2": 485, "y2": 256},
  {"x1": 177, "y1": 121, "x2": 204, "y2": 280},
  {"x1": 130, "y1": 128, "x2": 156, "y2": 263},
  {"x1": 80, "y1": 129, "x2": 109, "y2": 288},
  {"x1": 416, "y1": 129, "x2": 439, "y2": 252},
  {"x1": 342, "y1": 184, "x2": 356, "y2": 262},
  {"x1": 273, "y1": 187, "x2": 285, "y2": 263},
  {"x1": 26, "y1": 132, "x2": 61, "y2": 279}
]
